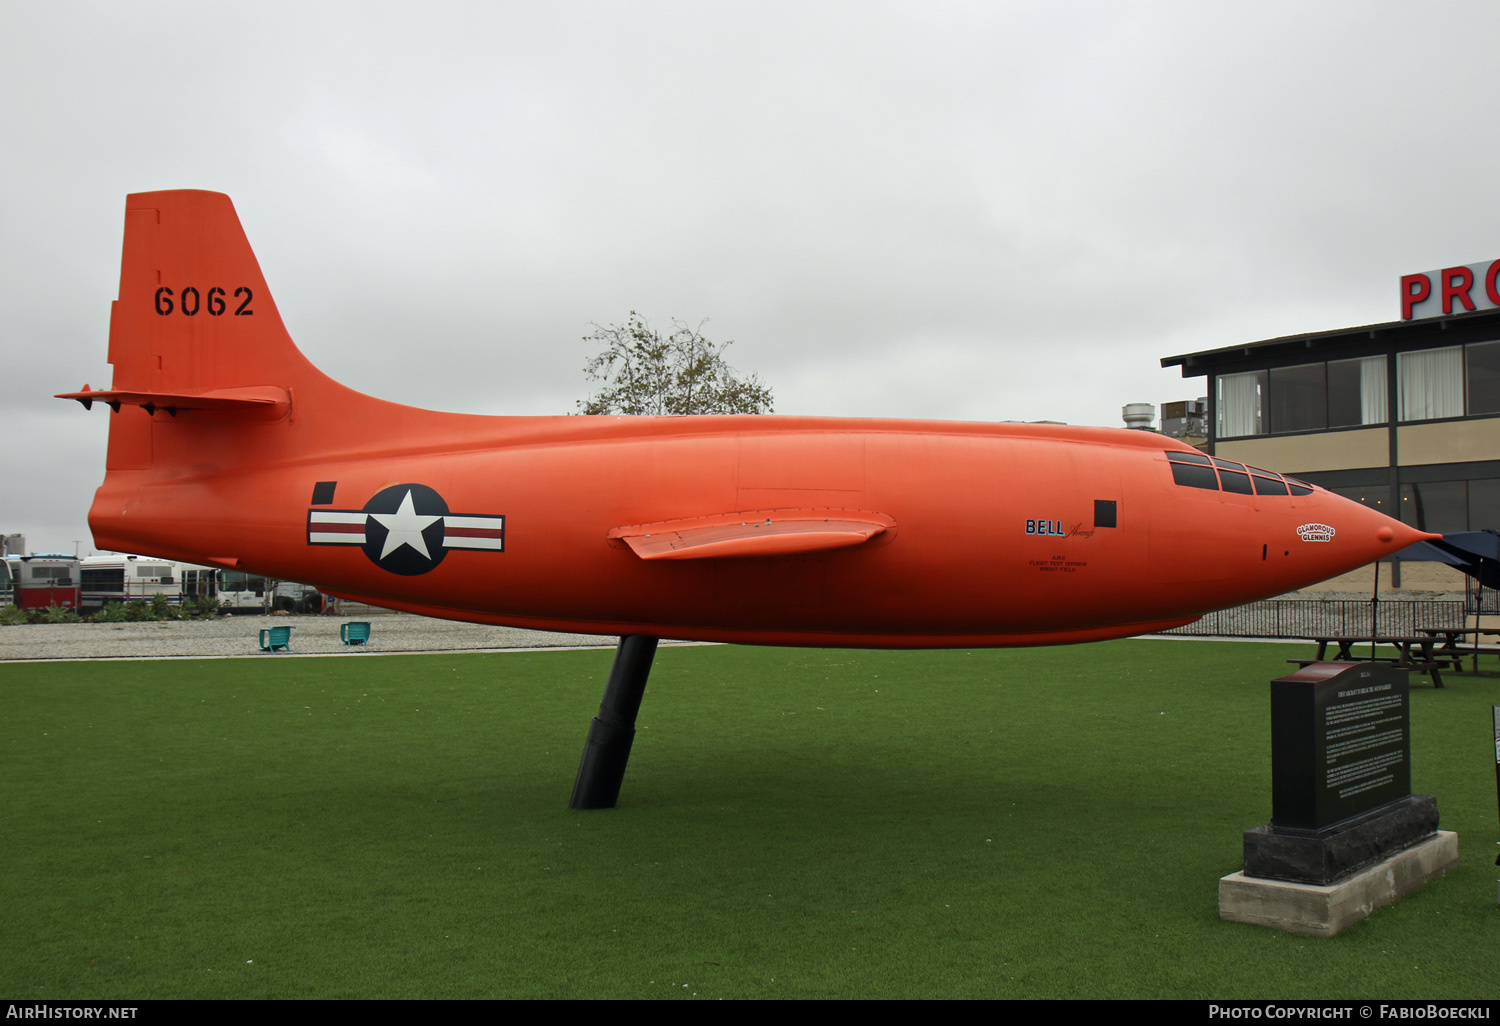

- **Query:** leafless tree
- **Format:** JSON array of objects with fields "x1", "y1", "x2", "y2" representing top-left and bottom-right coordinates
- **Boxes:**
[{"x1": 577, "y1": 312, "x2": 774, "y2": 416}]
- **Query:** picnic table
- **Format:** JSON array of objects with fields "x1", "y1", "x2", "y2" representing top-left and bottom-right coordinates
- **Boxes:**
[
  {"x1": 1415, "y1": 627, "x2": 1500, "y2": 673},
  {"x1": 1288, "y1": 635, "x2": 1456, "y2": 687}
]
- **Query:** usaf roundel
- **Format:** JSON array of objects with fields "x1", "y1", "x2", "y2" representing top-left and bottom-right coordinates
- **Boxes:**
[{"x1": 306, "y1": 483, "x2": 505, "y2": 576}]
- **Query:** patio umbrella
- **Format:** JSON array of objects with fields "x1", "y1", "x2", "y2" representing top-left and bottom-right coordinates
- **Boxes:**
[{"x1": 1394, "y1": 529, "x2": 1500, "y2": 590}]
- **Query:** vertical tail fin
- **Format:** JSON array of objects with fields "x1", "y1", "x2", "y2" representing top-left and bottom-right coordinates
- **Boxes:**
[
  {"x1": 108, "y1": 190, "x2": 321, "y2": 396},
  {"x1": 58, "y1": 191, "x2": 348, "y2": 473},
  {"x1": 65, "y1": 191, "x2": 487, "y2": 560}
]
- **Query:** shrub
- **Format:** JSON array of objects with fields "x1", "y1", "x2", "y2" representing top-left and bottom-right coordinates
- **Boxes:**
[
  {"x1": 124, "y1": 600, "x2": 150, "y2": 622},
  {"x1": 93, "y1": 601, "x2": 127, "y2": 623},
  {"x1": 0, "y1": 604, "x2": 28, "y2": 626},
  {"x1": 149, "y1": 594, "x2": 176, "y2": 620},
  {"x1": 43, "y1": 604, "x2": 83, "y2": 624}
]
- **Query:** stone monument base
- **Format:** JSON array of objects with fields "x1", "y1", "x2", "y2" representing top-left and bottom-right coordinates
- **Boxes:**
[
  {"x1": 1244, "y1": 794, "x2": 1439, "y2": 886},
  {"x1": 1219, "y1": 831, "x2": 1458, "y2": 937}
]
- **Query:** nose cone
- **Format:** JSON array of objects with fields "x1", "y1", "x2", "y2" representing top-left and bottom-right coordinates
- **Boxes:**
[{"x1": 1290, "y1": 488, "x2": 1437, "y2": 585}]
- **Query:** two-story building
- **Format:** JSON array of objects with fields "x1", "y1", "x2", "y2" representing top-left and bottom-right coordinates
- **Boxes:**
[{"x1": 1161, "y1": 259, "x2": 1500, "y2": 592}]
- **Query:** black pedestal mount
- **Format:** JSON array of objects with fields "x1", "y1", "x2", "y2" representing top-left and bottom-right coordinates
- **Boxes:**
[{"x1": 569, "y1": 634, "x2": 659, "y2": 810}]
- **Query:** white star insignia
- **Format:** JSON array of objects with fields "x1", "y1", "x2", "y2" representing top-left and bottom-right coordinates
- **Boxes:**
[{"x1": 369, "y1": 489, "x2": 442, "y2": 560}]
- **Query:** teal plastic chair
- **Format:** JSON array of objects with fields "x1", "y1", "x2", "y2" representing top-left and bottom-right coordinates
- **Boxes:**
[
  {"x1": 258, "y1": 625, "x2": 293, "y2": 652},
  {"x1": 340, "y1": 621, "x2": 371, "y2": 646}
]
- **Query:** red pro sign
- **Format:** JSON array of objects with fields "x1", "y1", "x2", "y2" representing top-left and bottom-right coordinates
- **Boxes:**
[{"x1": 1401, "y1": 259, "x2": 1500, "y2": 320}]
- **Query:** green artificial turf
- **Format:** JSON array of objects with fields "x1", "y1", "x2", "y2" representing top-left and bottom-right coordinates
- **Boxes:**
[{"x1": 1, "y1": 640, "x2": 1497, "y2": 999}]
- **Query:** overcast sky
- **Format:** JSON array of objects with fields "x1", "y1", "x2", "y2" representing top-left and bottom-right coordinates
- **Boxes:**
[{"x1": 5, "y1": 1, "x2": 1499, "y2": 555}]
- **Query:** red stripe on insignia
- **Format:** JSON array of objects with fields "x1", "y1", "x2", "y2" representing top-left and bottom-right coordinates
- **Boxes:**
[
  {"x1": 314, "y1": 522, "x2": 366, "y2": 535},
  {"x1": 445, "y1": 527, "x2": 505, "y2": 539}
]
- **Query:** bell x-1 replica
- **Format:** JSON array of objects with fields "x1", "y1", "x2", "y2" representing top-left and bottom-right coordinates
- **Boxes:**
[{"x1": 60, "y1": 191, "x2": 1433, "y2": 807}]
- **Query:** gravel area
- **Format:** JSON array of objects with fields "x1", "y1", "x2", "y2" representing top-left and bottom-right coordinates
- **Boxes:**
[
  {"x1": 4, "y1": 588, "x2": 1476, "y2": 662},
  {"x1": 0, "y1": 614, "x2": 639, "y2": 662}
]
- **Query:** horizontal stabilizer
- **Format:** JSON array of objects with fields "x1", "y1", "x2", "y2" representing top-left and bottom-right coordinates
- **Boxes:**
[
  {"x1": 608, "y1": 509, "x2": 895, "y2": 560},
  {"x1": 56, "y1": 385, "x2": 290, "y2": 418}
]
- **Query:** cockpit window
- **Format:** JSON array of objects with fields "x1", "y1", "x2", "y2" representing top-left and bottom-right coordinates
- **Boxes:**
[
  {"x1": 1169, "y1": 461, "x2": 1219, "y2": 490},
  {"x1": 1210, "y1": 457, "x2": 1256, "y2": 494},
  {"x1": 1166, "y1": 450, "x2": 1297, "y2": 497},
  {"x1": 1251, "y1": 474, "x2": 1289, "y2": 496},
  {"x1": 1219, "y1": 470, "x2": 1254, "y2": 494},
  {"x1": 1163, "y1": 449, "x2": 1313, "y2": 498}
]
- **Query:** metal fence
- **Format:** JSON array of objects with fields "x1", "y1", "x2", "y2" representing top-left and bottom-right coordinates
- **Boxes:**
[
  {"x1": 1466, "y1": 579, "x2": 1500, "y2": 615},
  {"x1": 1157, "y1": 599, "x2": 1465, "y2": 639}
]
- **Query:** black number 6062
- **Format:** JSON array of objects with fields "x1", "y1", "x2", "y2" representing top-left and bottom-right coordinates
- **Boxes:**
[{"x1": 154, "y1": 286, "x2": 254, "y2": 317}]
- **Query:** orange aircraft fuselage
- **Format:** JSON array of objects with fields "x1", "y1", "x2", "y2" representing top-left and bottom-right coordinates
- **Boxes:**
[{"x1": 63, "y1": 191, "x2": 1431, "y2": 646}]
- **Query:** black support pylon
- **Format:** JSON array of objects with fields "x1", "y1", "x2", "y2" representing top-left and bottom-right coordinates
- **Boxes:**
[{"x1": 569, "y1": 634, "x2": 659, "y2": 809}]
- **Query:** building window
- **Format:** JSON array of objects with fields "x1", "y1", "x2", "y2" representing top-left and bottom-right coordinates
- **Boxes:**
[
  {"x1": 1398, "y1": 346, "x2": 1464, "y2": 421},
  {"x1": 1327, "y1": 356, "x2": 1388, "y2": 427},
  {"x1": 1466, "y1": 341, "x2": 1500, "y2": 416},
  {"x1": 1269, "y1": 363, "x2": 1326, "y2": 433},
  {"x1": 1469, "y1": 479, "x2": 1500, "y2": 531},
  {"x1": 1218, "y1": 358, "x2": 1390, "y2": 437},
  {"x1": 1331, "y1": 484, "x2": 1395, "y2": 517},
  {"x1": 1400, "y1": 480, "x2": 1468, "y2": 533},
  {"x1": 1217, "y1": 370, "x2": 1265, "y2": 437}
]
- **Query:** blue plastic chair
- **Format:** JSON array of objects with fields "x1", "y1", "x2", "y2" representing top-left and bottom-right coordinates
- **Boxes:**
[
  {"x1": 258, "y1": 625, "x2": 293, "y2": 652},
  {"x1": 340, "y1": 621, "x2": 371, "y2": 646}
]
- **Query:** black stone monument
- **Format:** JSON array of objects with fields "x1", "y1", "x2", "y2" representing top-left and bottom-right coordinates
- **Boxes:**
[{"x1": 1242, "y1": 661, "x2": 1439, "y2": 886}]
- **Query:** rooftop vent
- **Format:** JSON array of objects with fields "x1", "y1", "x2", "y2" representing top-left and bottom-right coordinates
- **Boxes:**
[{"x1": 1122, "y1": 403, "x2": 1155, "y2": 431}]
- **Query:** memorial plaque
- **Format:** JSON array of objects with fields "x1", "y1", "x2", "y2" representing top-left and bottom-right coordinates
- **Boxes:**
[
  {"x1": 1243, "y1": 661, "x2": 1435, "y2": 886},
  {"x1": 1270, "y1": 662, "x2": 1410, "y2": 830}
]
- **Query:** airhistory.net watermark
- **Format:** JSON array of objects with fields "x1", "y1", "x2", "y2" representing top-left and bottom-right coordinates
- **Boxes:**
[{"x1": 5, "y1": 1008, "x2": 138, "y2": 1020}]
